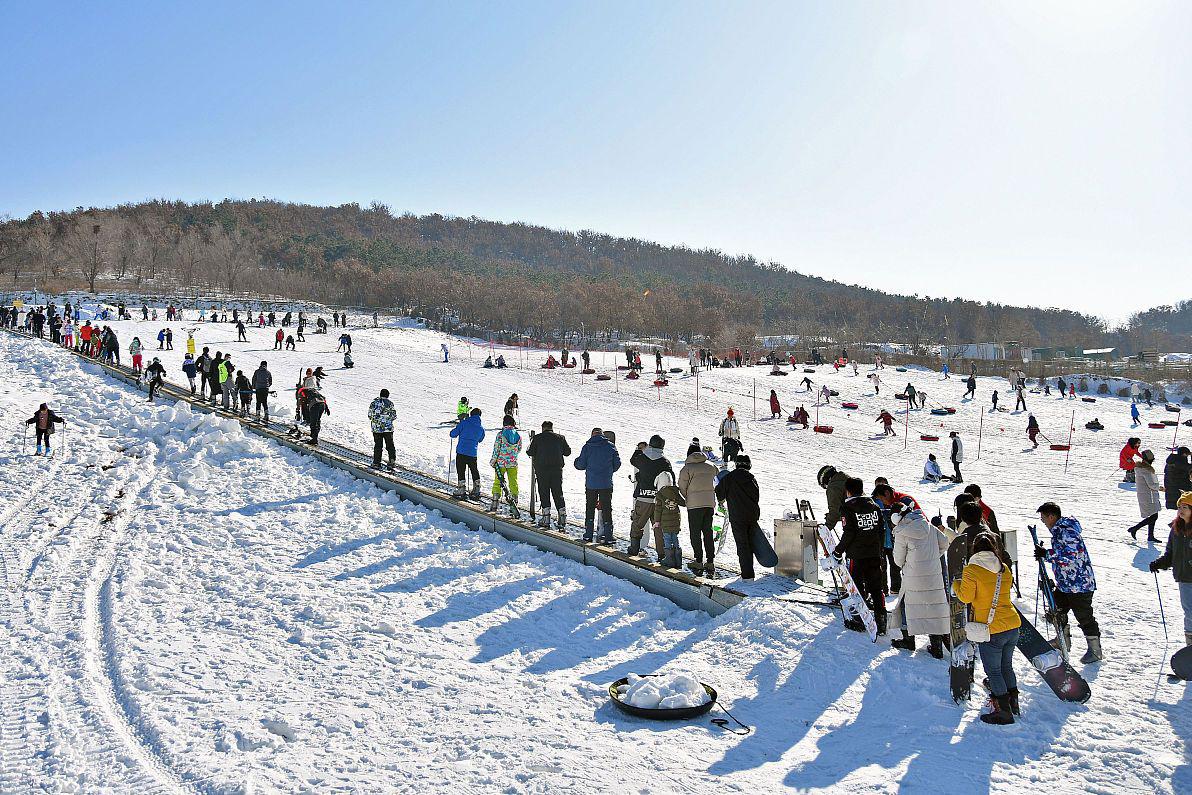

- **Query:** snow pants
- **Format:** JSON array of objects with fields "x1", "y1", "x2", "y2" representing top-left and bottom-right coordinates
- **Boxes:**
[
  {"x1": 1053, "y1": 590, "x2": 1099, "y2": 638},
  {"x1": 535, "y1": 467, "x2": 564, "y2": 513},
  {"x1": 730, "y1": 518, "x2": 755, "y2": 579},
  {"x1": 978, "y1": 626, "x2": 1020, "y2": 696},
  {"x1": 584, "y1": 488, "x2": 613, "y2": 537},
  {"x1": 456, "y1": 454, "x2": 480, "y2": 490},
  {"x1": 255, "y1": 389, "x2": 269, "y2": 417},
  {"x1": 687, "y1": 507, "x2": 714, "y2": 564},
  {"x1": 849, "y1": 556, "x2": 886, "y2": 621},
  {"x1": 630, "y1": 499, "x2": 663, "y2": 558},
  {"x1": 372, "y1": 432, "x2": 395, "y2": 467},
  {"x1": 491, "y1": 466, "x2": 518, "y2": 499}
]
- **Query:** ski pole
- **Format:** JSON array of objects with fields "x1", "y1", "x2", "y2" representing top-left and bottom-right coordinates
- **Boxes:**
[{"x1": 1154, "y1": 571, "x2": 1169, "y2": 643}]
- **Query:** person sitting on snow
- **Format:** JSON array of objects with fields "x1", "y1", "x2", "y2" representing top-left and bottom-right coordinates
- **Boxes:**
[
  {"x1": 789, "y1": 405, "x2": 810, "y2": 428},
  {"x1": 343, "y1": 351, "x2": 354, "y2": 369},
  {"x1": 923, "y1": 454, "x2": 953, "y2": 483},
  {"x1": 483, "y1": 356, "x2": 494, "y2": 368},
  {"x1": 495, "y1": 355, "x2": 507, "y2": 368}
]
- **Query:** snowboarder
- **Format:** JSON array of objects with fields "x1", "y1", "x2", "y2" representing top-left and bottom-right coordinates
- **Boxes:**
[
  {"x1": 368, "y1": 389, "x2": 397, "y2": 469},
  {"x1": 527, "y1": 421, "x2": 571, "y2": 530},
  {"x1": 628, "y1": 435, "x2": 673, "y2": 558},
  {"x1": 1148, "y1": 492, "x2": 1192, "y2": 651},
  {"x1": 677, "y1": 446, "x2": 718, "y2": 576},
  {"x1": 574, "y1": 428, "x2": 620, "y2": 543},
  {"x1": 956, "y1": 531, "x2": 1022, "y2": 724},
  {"x1": 832, "y1": 477, "x2": 887, "y2": 635},
  {"x1": 252, "y1": 361, "x2": 272, "y2": 423},
  {"x1": 715, "y1": 455, "x2": 762, "y2": 579},
  {"x1": 1128, "y1": 450, "x2": 1162, "y2": 542},
  {"x1": 25, "y1": 403, "x2": 64, "y2": 455},
  {"x1": 450, "y1": 408, "x2": 485, "y2": 498},
  {"x1": 1034, "y1": 502, "x2": 1103, "y2": 663}
]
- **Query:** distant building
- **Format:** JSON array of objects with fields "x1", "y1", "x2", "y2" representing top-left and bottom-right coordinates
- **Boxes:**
[
  {"x1": 1028, "y1": 346, "x2": 1082, "y2": 361},
  {"x1": 940, "y1": 342, "x2": 1008, "y2": 361},
  {"x1": 1081, "y1": 347, "x2": 1119, "y2": 362}
]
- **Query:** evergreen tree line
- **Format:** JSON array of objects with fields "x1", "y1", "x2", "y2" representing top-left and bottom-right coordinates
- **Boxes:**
[{"x1": 0, "y1": 199, "x2": 1185, "y2": 353}]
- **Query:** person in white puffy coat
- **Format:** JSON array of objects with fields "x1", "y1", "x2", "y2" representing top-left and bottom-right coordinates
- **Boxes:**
[{"x1": 890, "y1": 504, "x2": 951, "y2": 657}]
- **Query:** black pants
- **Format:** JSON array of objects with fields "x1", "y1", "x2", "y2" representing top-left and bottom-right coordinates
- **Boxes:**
[
  {"x1": 308, "y1": 412, "x2": 323, "y2": 444},
  {"x1": 850, "y1": 557, "x2": 887, "y2": 620},
  {"x1": 584, "y1": 488, "x2": 613, "y2": 535},
  {"x1": 456, "y1": 454, "x2": 480, "y2": 488},
  {"x1": 952, "y1": 460, "x2": 962, "y2": 482},
  {"x1": 723, "y1": 438, "x2": 741, "y2": 462},
  {"x1": 730, "y1": 517, "x2": 755, "y2": 579},
  {"x1": 255, "y1": 389, "x2": 269, "y2": 416},
  {"x1": 35, "y1": 428, "x2": 50, "y2": 447},
  {"x1": 536, "y1": 467, "x2": 564, "y2": 512},
  {"x1": 1054, "y1": 590, "x2": 1099, "y2": 637},
  {"x1": 149, "y1": 378, "x2": 164, "y2": 400},
  {"x1": 1127, "y1": 513, "x2": 1158, "y2": 538},
  {"x1": 372, "y1": 431, "x2": 395, "y2": 466},
  {"x1": 1015, "y1": 395, "x2": 1026, "y2": 410},
  {"x1": 883, "y1": 547, "x2": 902, "y2": 593},
  {"x1": 687, "y1": 507, "x2": 714, "y2": 563}
]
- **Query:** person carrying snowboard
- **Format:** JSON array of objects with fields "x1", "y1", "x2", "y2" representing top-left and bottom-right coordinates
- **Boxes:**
[
  {"x1": 955, "y1": 531, "x2": 1021, "y2": 724},
  {"x1": 26, "y1": 403, "x2": 64, "y2": 455},
  {"x1": 489, "y1": 415, "x2": 522, "y2": 512},
  {"x1": 1035, "y1": 502, "x2": 1103, "y2": 663},
  {"x1": 832, "y1": 477, "x2": 887, "y2": 635},
  {"x1": 1149, "y1": 493, "x2": 1192, "y2": 651},
  {"x1": 526, "y1": 421, "x2": 571, "y2": 530},
  {"x1": 574, "y1": 427, "x2": 621, "y2": 543},
  {"x1": 715, "y1": 455, "x2": 762, "y2": 580}
]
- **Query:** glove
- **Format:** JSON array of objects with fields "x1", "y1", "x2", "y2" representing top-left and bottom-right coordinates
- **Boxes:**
[
  {"x1": 1148, "y1": 559, "x2": 1162, "y2": 573},
  {"x1": 1034, "y1": 543, "x2": 1047, "y2": 561}
]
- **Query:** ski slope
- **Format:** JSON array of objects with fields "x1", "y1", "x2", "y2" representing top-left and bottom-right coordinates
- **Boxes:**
[{"x1": 0, "y1": 314, "x2": 1187, "y2": 793}]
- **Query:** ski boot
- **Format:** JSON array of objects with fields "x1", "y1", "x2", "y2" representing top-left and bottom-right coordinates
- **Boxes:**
[
  {"x1": 35, "y1": 444, "x2": 43, "y2": 456},
  {"x1": 596, "y1": 525, "x2": 614, "y2": 545},
  {"x1": 469, "y1": 485, "x2": 482, "y2": 501},
  {"x1": 536, "y1": 513, "x2": 552, "y2": 529},
  {"x1": 1080, "y1": 636, "x2": 1104, "y2": 664},
  {"x1": 875, "y1": 613, "x2": 888, "y2": 636},
  {"x1": 582, "y1": 527, "x2": 594, "y2": 543}
]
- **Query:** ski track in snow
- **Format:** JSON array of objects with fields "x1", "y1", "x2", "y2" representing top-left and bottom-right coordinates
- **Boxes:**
[{"x1": 0, "y1": 318, "x2": 1188, "y2": 793}]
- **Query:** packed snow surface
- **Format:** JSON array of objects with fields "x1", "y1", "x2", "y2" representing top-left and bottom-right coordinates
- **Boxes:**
[{"x1": 0, "y1": 309, "x2": 1189, "y2": 793}]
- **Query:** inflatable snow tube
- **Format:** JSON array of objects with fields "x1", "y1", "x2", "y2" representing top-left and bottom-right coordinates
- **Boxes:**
[
  {"x1": 595, "y1": 374, "x2": 611, "y2": 381},
  {"x1": 1163, "y1": 420, "x2": 1177, "y2": 426},
  {"x1": 1050, "y1": 444, "x2": 1071, "y2": 451},
  {"x1": 943, "y1": 407, "x2": 957, "y2": 414},
  {"x1": 563, "y1": 363, "x2": 577, "y2": 369},
  {"x1": 625, "y1": 371, "x2": 640, "y2": 380},
  {"x1": 895, "y1": 367, "x2": 908, "y2": 372},
  {"x1": 768, "y1": 370, "x2": 788, "y2": 376},
  {"x1": 804, "y1": 368, "x2": 816, "y2": 373},
  {"x1": 608, "y1": 675, "x2": 717, "y2": 721},
  {"x1": 669, "y1": 367, "x2": 683, "y2": 374},
  {"x1": 1081, "y1": 397, "x2": 1096, "y2": 403},
  {"x1": 581, "y1": 368, "x2": 596, "y2": 375},
  {"x1": 894, "y1": 393, "x2": 909, "y2": 400},
  {"x1": 617, "y1": 365, "x2": 629, "y2": 371},
  {"x1": 841, "y1": 402, "x2": 859, "y2": 410},
  {"x1": 813, "y1": 425, "x2": 834, "y2": 434},
  {"x1": 920, "y1": 434, "x2": 939, "y2": 442},
  {"x1": 653, "y1": 379, "x2": 669, "y2": 387},
  {"x1": 1166, "y1": 404, "x2": 1182, "y2": 413},
  {"x1": 930, "y1": 408, "x2": 950, "y2": 416},
  {"x1": 828, "y1": 389, "x2": 839, "y2": 397},
  {"x1": 1149, "y1": 422, "x2": 1167, "y2": 429}
]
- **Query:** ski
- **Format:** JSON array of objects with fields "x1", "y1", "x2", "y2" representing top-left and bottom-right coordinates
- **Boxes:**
[
  {"x1": 945, "y1": 533, "x2": 975, "y2": 703},
  {"x1": 492, "y1": 465, "x2": 520, "y2": 519},
  {"x1": 1028, "y1": 524, "x2": 1069, "y2": 658},
  {"x1": 816, "y1": 524, "x2": 878, "y2": 642},
  {"x1": 1013, "y1": 607, "x2": 1091, "y2": 703}
]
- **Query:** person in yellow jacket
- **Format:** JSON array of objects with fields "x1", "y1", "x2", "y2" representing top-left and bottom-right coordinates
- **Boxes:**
[
  {"x1": 218, "y1": 355, "x2": 234, "y2": 409},
  {"x1": 956, "y1": 532, "x2": 1022, "y2": 725}
]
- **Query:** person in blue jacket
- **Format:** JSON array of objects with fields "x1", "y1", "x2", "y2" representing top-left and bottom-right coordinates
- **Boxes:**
[
  {"x1": 1130, "y1": 402, "x2": 1141, "y2": 426},
  {"x1": 574, "y1": 427, "x2": 622, "y2": 543},
  {"x1": 181, "y1": 353, "x2": 199, "y2": 394},
  {"x1": 450, "y1": 407, "x2": 486, "y2": 498}
]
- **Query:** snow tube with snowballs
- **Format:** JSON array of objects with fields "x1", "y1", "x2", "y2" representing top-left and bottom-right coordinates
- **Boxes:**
[
  {"x1": 930, "y1": 408, "x2": 950, "y2": 416},
  {"x1": 1167, "y1": 404, "x2": 1182, "y2": 413},
  {"x1": 920, "y1": 434, "x2": 939, "y2": 441},
  {"x1": 653, "y1": 379, "x2": 669, "y2": 387},
  {"x1": 625, "y1": 371, "x2": 640, "y2": 380},
  {"x1": 1081, "y1": 397, "x2": 1096, "y2": 403},
  {"x1": 608, "y1": 674, "x2": 716, "y2": 720},
  {"x1": 581, "y1": 368, "x2": 596, "y2": 375},
  {"x1": 1050, "y1": 444, "x2": 1070, "y2": 451},
  {"x1": 841, "y1": 402, "x2": 859, "y2": 410},
  {"x1": 595, "y1": 374, "x2": 611, "y2": 381},
  {"x1": 1149, "y1": 422, "x2": 1166, "y2": 429},
  {"x1": 814, "y1": 425, "x2": 834, "y2": 434}
]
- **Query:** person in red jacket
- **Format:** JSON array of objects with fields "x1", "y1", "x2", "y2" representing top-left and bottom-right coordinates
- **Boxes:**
[
  {"x1": 1120, "y1": 437, "x2": 1141, "y2": 483},
  {"x1": 274, "y1": 328, "x2": 284, "y2": 350},
  {"x1": 769, "y1": 389, "x2": 782, "y2": 419}
]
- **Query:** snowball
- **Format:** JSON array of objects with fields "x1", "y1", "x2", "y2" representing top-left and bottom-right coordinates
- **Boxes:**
[{"x1": 620, "y1": 673, "x2": 709, "y2": 709}]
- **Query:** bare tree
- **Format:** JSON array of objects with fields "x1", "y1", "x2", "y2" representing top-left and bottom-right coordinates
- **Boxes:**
[
  {"x1": 212, "y1": 228, "x2": 251, "y2": 293},
  {"x1": 77, "y1": 223, "x2": 106, "y2": 292}
]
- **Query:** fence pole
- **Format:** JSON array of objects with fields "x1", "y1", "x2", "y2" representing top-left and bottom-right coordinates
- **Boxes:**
[
  {"x1": 977, "y1": 406, "x2": 984, "y2": 460},
  {"x1": 1063, "y1": 409, "x2": 1075, "y2": 473},
  {"x1": 904, "y1": 399, "x2": 909, "y2": 450},
  {"x1": 695, "y1": 368, "x2": 700, "y2": 410},
  {"x1": 752, "y1": 379, "x2": 757, "y2": 420},
  {"x1": 1173, "y1": 409, "x2": 1181, "y2": 450}
]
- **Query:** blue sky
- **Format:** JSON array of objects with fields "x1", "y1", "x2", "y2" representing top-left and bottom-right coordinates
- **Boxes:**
[{"x1": 2, "y1": 1, "x2": 1188, "y2": 323}]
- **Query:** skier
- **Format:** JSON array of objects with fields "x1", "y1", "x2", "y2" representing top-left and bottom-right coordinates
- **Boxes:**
[
  {"x1": 1128, "y1": 450, "x2": 1162, "y2": 542},
  {"x1": 832, "y1": 477, "x2": 887, "y2": 634},
  {"x1": 574, "y1": 428, "x2": 621, "y2": 543},
  {"x1": 877, "y1": 410, "x2": 896, "y2": 436},
  {"x1": 527, "y1": 421, "x2": 571, "y2": 530},
  {"x1": 718, "y1": 409, "x2": 741, "y2": 463},
  {"x1": 1130, "y1": 402, "x2": 1141, "y2": 426},
  {"x1": 1164, "y1": 447, "x2": 1192, "y2": 511},
  {"x1": 1027, "y1": 414, "x2": 1040, "y2": 448},
  {"x1": 368, "y1": 389, "x2": 397, "y2": 469},
  {"x1": 677, "y1": 445, "x2": 718, "y2": 576},
  {"x1": 450, "y1": 408, "x2": 485, "y2": 498},
  {"x1": 25, "y1": 403, "x2": 64, "y2": 455},
  {"x1": 949, "y1": 431, "x2": 964, "y2": 483},
  {"x1": 252, "y1": 361, "x2": 272, "y2": 423},
  {"x1": 488, "y1": 416, "x2": 522, "y2": 512},
  {"x1": 129, "y1": 337, "x2": 144, "y2": 375},
  {"x1": 305, "y1": 389, "x2": 330, "y2": 446},
  {"x1": 888, "y1": 503, "x2": 950, "y2": 658},
  {"x1": 1120, "y1": 437, "x2": 1141, "y2": 482},
  {"x1": 456, "y1": 396, "x2": 470, "y2": 421},
  {"x1": 963, "y1": 374, "x2": 976, "y2": 400},
  {"x1": 956, "y1": 531, "x2": 1021, "y2": 724},
  {"x1": 769, "y1": 390, "x2": 782, "y2": 419},
  {"x1": 235, "y1": 370, "x2": 253, "y2": 416},
  {"x1": 1148, "y1": 492, "x2": 1192, "y2": 651},
  {"x1": 1034, "y1": 502, "x2": 1103, "y2": 663},
  {"x1": 146, "y1": 357, "x2": 167, "y2": 402},
  {"x1": 652, "y1": 471, "x2": 685, "y2": 569},
  {"x1": 715, "y1": 455, "x2": 762, "y2": 579},
  {"x1": 628, "y1": 435, "x2": 673, "y2": 559}
]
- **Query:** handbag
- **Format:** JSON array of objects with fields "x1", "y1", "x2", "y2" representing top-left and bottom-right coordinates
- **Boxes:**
[{"x1": 965, "y1": 566, "x2": 1003, "y2": 643}]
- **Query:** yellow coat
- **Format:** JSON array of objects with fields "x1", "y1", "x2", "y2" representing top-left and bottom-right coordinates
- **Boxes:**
[{"x1": 956, "y1": 551, "x2": 1021, "y2": 635}]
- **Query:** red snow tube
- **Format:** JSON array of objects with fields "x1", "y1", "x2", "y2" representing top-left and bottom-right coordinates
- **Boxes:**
[
  {"x1": 1050, "y1": 444, "x2": 1070, "y2": 451},
  {"x1": 541, "y1": 363, "x2": 556, "y2": 369},
  {"x1": 563, "y1": 362, "x2": 577, "y2": 369},
  {"x1": 945, "y1": 407, "x2": 957, "y2": 414},
  {"x1": 920, "y1": 434, "x2": 939, "y2": 442},
  {"x1": 625, "y1": 371, "x2": 640, "y2": 380},
  {"x1": 617, "y1": 365, "x2": 629, "y2": 371},
  {"x1": 841, "y1": 402, "x2": 859, "y2": 410},
  {"x1": 1081, "y1": 397, "x2": 1096, "y2": 403},
  {"x1": 813, "y1": 425, "x2": 834, "y2": 434},
  {"x1": 581, "y1": 368, "x2": 596, "y2": 375},
  {"x1": 1149, "y1": 422, "x2": 1166, "y2": 429},
  {"x1": 595, "y1": 374, "x2": 611, "y2": 381},
  {"x1": 653, "y1": 379, "x2": 669, "y2": 387}
]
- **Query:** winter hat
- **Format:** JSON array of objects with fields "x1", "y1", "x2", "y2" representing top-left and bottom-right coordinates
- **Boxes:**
[
  {"x1": 817, "y1": 465, "x2": 836, "y2": 487},
  {"x1": 889, "y1": 502, "x2": 913, "y2": 526},
  {"x1": 949, "y1": 431, "x2": 958, "y2": 438},
  {"x1": 654, "y1": 471, "x2": 674, "y2": 490},
  {"x1": 1176, "y1": 492, "x2": 1192, "y2": 509},
  {"x1": 1141, "y1": 449, "x2": 1155, "y2": 463},
  {"x1": 648, "y1": 434, "x2": 665, "y2": 449},
  {"x1": 503, "y1": 415, "x2": 516, "y2": 428},
  {"x1": 735, "y1": 455, "x2": 752, "y2": 470},
  {"x1": 727, "y1": 408, "x2": 734, "y2": 417}
]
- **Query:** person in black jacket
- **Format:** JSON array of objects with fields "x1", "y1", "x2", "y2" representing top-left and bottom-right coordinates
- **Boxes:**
[
  {"x1": 715, "y1": 455, "x2": 761, "y2": 579},
  {"x1": 628, "y1": 435, "x2": 673, "y2": 558},
  {"x1": 526, "y1": 421, "x2": 572, "y2": 531},
  {"x1": 252, "y1": 361, "x2": 273, "y2": 423},
  {"x1": 833, "y1": 477, "x2": 887, "y2": 634},
  {"x1": 305, "y1": 390, "x2": 330, "y2": 445},
  {"x1": 145, "y1": 358, "x2": 167, "y2": 402},
  {"x1": 1165, "y1": 447, "x2": 1192, "y2": 511}
]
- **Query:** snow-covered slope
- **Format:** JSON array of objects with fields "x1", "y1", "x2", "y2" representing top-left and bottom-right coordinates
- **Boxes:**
[{"x1": 0, "y1": 318, "x2": 1187, "y2": 793}]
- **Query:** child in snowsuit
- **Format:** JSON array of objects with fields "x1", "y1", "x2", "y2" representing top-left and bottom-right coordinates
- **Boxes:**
[
  {"x1": 652, "y1": 471, "x2": 686, "y2": 569},
  {"x1": 490, "y1": 415, "x2": 522, "y2": 510}
]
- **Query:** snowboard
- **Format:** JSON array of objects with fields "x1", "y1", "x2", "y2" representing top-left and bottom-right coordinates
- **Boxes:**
[
  {"x1": 1014, "y1": 607, "x2": 1091, "y2": 703},
  {"x1": 816, "y1": 524, "x2": 878, "y2": 642},
  {"x1": 713, "y1": 504, "x2": 728, "y2": 554},
  {"x1": 750, "y1": 523, "x2": 779, "y2": 568},
  {"x1": 1170, "y1": 645, "x2": 1192, "y2": 681},
  {"x1": 945, "y1": 533, "x2": 975, "y2": 703}
]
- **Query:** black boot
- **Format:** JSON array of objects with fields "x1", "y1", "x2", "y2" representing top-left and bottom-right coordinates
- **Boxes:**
[
  {"x1": 928, "y1": 634, "x2": 946, "y2": 659},
  {"x1": 1006, "y1": 687, "x2": 1021, "y2": 716},
  {"x1": 891, "y1": 632, "x2": 916, "y2": 652},
  {"x1": 626, "y1": 537, "x2": 641, "y2": 557},
  {"x1": 979, "y1": 693, "x2": 1014, "y2": 725},
  {"x1": 875, "y1": 613, "x2": 888, "y2": 636}
]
